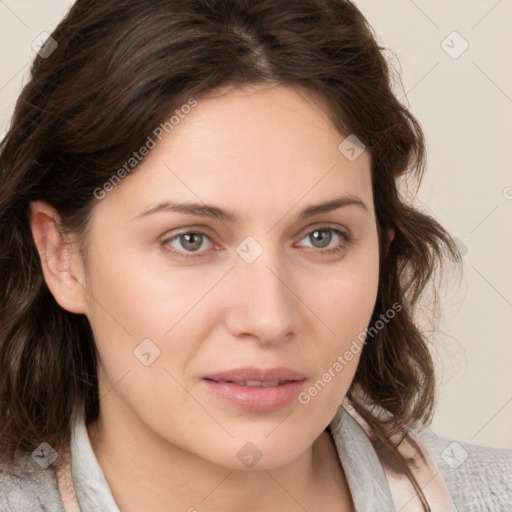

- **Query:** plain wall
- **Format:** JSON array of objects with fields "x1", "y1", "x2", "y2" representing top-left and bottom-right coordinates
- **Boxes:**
[{"x1": 1, "y1": 0, "x2": 511, "y2": 449}]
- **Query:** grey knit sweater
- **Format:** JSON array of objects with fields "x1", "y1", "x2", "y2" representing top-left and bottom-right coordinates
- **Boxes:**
[{"x1": 1, "y1": 406, "x2": 511, "y2": 511}]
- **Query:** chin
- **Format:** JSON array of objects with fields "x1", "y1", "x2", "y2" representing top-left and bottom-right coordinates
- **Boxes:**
[{"x1": 195, "y1": 427, "x2": 318, "y2": 471}]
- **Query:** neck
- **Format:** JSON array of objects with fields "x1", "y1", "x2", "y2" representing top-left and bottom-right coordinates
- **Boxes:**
[{"x1": 86, "y1": 401, "x2": 351, "y2": 512}]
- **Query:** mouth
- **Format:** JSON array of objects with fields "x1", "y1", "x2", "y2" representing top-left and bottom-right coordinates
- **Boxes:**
[
  {"x1": 201, "y1": 367, "x2": 307, "y2": 412},
  {"x1": 203, "y1": 366, "x2": 307, "y2": 383},
  {"x1": 206, "y1": 379, "x2": 295, "y2": 387}
]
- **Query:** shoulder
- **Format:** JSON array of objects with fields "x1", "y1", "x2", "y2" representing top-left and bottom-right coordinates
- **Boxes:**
[
  {"x1": 417, "y1": 428, "x2": 512, "y2": 511},
  {"x1": 0, "y1": 452, "x2": 65, "y2": 511}
]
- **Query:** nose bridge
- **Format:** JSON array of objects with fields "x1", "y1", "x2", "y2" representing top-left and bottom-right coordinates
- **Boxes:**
[{"x1": 226, "y1": 235, "x2": 298, "y2": 343}]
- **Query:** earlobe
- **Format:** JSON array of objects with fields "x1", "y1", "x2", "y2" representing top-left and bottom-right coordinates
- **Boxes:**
[
  {"x1": 385, "y1": 227, "x2": 395, "y2": 256},
  {"x1": 29, "y1": 201, "x2": 87, "y2": 314}
]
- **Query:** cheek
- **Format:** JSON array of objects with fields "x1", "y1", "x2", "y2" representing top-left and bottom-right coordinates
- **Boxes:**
[
  {"x1": 81, "y1": 237, "x2": 206, "y2": 397},
  {"x1": 84, "y1": 234, "x2": 211, "y2": 341},
  {"x1": 319, "y1": 243, "x2": 380, "y2": 342},
  {"x1": 304, "y1": 242, "x2": 380, "y2": 395},
  {"x1": 82, "y1": 248, "x2": 205, "y2": 435}
]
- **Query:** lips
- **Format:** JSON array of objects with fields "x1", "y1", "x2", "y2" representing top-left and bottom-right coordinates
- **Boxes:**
[
  {"x1": 203, "y1": 366, "x2": 307, "y2": 383},
  {"x1": 202, "y1": 366, "x2": 307, "y2": 412}
]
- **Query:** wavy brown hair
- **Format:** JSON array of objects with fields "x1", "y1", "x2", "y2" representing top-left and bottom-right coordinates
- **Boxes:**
[{"x1": 0, "y1": 0, "x2": 461, "y2": 508}]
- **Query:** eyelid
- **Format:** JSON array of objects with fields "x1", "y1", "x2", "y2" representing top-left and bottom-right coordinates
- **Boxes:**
[
  {"x1": 293, "y1": 223, "x2": 351, "y2": 254},
  {"x1": 296, "y1": 222, "x2": 350, "y2": 240},
  {"x1": 160, "y1": 226, "x2": 219, "y2": 250}
]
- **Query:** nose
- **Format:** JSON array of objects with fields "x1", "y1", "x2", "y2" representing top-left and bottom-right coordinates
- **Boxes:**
[{"x1": 223, "y1": 249, "x2": 300, "y2": 346}]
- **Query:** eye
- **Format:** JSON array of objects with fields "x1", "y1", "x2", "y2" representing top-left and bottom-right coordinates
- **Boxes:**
[
  {"x1": 295, "y1": 225, "x2": 351, "y2": 256},
  {"x1": 162, "y1": 230, "x2": 215, "y2": 259},
  {"x1": 161, "y1": 225, "x2": 351, "y2": 260}
]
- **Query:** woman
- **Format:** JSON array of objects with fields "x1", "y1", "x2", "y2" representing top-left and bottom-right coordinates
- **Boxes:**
[{"x1": 0, "y1": 0, "x2": 510, "y2": 510}]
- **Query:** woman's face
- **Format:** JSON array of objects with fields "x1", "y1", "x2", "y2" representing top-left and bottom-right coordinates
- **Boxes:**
[{"x1": 80, "y1": 83, "x2": 380, "y2": 469}]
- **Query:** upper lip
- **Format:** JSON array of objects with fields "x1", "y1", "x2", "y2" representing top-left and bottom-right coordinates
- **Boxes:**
[{"x1": 203, "y1": 366, "x2": 307, "y2": 382}]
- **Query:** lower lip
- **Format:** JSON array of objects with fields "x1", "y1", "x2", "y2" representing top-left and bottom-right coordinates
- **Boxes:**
[{"x1": 202, "y1": 379, "x2": 307, "y2": 412}]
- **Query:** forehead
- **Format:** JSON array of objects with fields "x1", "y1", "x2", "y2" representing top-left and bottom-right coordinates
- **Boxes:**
[
  {"x1": 166, "y1": 83, "x2": 346, "y2": 158},
  {"x1": 97, "y1": 84, "x2": 373, "y2": 221}
]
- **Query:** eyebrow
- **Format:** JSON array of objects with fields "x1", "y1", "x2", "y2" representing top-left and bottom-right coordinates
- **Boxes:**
[{"x1": 133, "y1": 195, "x2": 368, "y2": 223}]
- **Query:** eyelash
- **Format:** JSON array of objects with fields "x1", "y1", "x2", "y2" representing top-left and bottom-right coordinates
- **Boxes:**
[{"x1": 161, "y1": 225, "x2": 351, "y2": 260}]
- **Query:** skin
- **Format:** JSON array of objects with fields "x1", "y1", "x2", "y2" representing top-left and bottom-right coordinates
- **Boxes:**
[{"x1": 30, "y1": 83, "x2": 388, "y2": 512}]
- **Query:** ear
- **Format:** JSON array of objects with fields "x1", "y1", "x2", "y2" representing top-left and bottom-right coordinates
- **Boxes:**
[
  {"x1": 29, "y1": 200, "x2": 88, "y2": 314},
  {"x1": 385, "y1": 227, "x2": 395, "y2": 255}
]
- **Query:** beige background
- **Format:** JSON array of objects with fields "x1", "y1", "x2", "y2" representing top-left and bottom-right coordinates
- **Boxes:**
[{"x1": 1, "y1": 0, "x2": 511, "y2": 450}]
